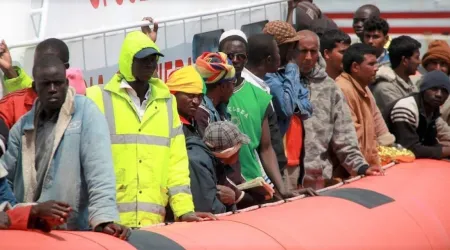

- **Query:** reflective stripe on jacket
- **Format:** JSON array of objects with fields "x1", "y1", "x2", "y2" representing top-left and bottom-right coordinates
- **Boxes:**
[{"x1": 86, "y1": 31, "x2": 194, "y2": 228}]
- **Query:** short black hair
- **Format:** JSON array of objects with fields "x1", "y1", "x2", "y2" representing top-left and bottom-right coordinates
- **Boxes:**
[
  {"x1": 247, "y1": 34, "x2": 276, "y2": 66},
  {"x1": 343, "y1": 43, "x2": 377, "y2": 74},
  {"x1": 35, "y1": 38, "x2": 70, "y2": 64},
  {"x1": 388, "y1": 35, "x2": 421, "y2": 68},
  {"x1": 355, "y1": 4, "x2": 381, "y2": 17},
  {"x1": 320, "y1": 29, "x2": 351, "y2": 55},
  {"x1": 32, "y1": 54, "x2": 66, "y2": 79},
  {"x1": 363, "y1": 16, "x2": 390, "y2": 36},
  {"x1": 218, "y1": 35, "x2": 248, "y2": 52}
]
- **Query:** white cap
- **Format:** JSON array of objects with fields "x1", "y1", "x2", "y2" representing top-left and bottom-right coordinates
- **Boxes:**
[{"x1": 219, "y1": 29, "x2": 248, "y2": 43}]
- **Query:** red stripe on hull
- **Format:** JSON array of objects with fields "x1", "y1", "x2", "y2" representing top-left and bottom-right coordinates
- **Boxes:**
[
  {"x1": 341, "y1": 27, "x2": 450, "y2": 34},
  {"x1": 326, "y1": 12, "x2": 450, "y2": 19}
]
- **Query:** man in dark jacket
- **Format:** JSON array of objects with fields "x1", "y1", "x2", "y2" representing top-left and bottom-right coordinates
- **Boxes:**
[
  {"x1": 166, "y1": 66, "x2": 205, "y2": 138},
  {"x1": 188, "y1": 121, "x2": 268, "y2": 213},
  {"x1": 386, "y1": 70, "x2": 450, "y2": 159}
]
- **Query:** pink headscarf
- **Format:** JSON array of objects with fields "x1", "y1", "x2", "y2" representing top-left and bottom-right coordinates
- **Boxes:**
[{"x1": 66, "y1": 68, "x2": 87, "y2": 95}]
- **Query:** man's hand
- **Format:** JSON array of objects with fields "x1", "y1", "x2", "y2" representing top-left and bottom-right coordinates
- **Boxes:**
[
  {"x1": 0, "y1": 212, "x2": 10, "y2": 229},
  {"x1": 216, "y1": 185, "x2": 236, "y2": 205},
  {"x1": 365, "y1": 166, "x2": 384, "y2": 176},
  {"x1": 294, "y1": 187, "x2": 319, "y2": 197},
  {"x1": 180, "y1": 212, "x2": 217, "y2": 222},
  {"x1": 279, "y1": 190, "x2": 296, "y2": 199},
  {"x1": 141, "y1": 17, "x2": 158, "y2": 42},
  {"x1": 0, "y1": 40, "x2": 17, "y2": 78},
  {"x1": 30, "y1": 200, "x2": 72, "y2": 227},
  {"x1": 99, "y1": 223, "x2": 131, "y2": 240},
  {"x1": 288, "y1": 0, "x2": 303, "y2": 10}
]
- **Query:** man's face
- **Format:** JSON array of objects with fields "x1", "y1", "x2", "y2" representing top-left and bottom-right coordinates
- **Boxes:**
[
  {"x1": 324, "y1": 42, "x2": 350, "y2": 74},
  {"x1": 34, "y1": 66, "x2": 68, "y2": 112},
  {"x1": 132, "y1": 55, "x2": 158, "y2": 82},
  {"x1": 279, "y1": 42, "x2": 296, "y2": 66},
  {"x1": 364, "y1": 30, "x2": 387, "y2": 55},
  {"x1": 295, "y1": 36, "x2": 319, "y2": 74},
  {"x1": 426, "y1": 59, "x2": 450, "y2": 75},
  {"x1": 266, "y1": 40, "x2": 281, "y2": 73},
  {"x1": 222, "y1": 80, "x2": 235, "y2": 104},
  {"x1": 405, "y1": 50, "x2": 421, "y2": 75},
  {"x1": 221, "y1": 40, "x2": 247, "y2": 75},
  {"x1": 353, "y1": 9, "x2": 373, "y2": 40},
  {"x1": 353, "y1": 54, "x2": 379, "y2": 85},
  {"x1": 174, "y1": 92, "x2": 203, "y2": 119},
  {"x1": 220, "y1": 151, "x2": 240, "y2": 165},
  {"x1": 423, "y1": 87, "x2": 449, "y2": 109}
]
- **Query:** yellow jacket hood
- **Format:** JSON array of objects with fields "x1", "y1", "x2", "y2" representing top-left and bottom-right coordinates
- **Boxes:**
[{"x1": 119, "y1": 31, "x2": 162, "y2": 82}]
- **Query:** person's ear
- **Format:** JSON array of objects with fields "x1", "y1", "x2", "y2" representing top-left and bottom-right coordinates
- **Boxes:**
[
  {"x1": 401, "y1": 56, "x2": 408, "y2": 67},
  {"x1": 64, "y1": 62, "x2": 70, "y2": 69},
  {"x1": 351, "y1": 61, "x2": 359, "y2": 74},
  {"x1": 383, "y1": 35, "x2": 389, "y2": 47},
  {"x1": 323, "y1": 49, "x2": 330, "y2": 60},
  {"x1": 266, "y1": 55, "x2": 272, "y2": 65},
  {"x1": 32, "y1": 81, "x2": 36, "y2": 92}
]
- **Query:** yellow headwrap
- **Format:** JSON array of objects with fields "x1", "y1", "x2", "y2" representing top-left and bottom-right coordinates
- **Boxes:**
[{"x1": 166, "y1": 65, "x2": 205, "y2": 94}]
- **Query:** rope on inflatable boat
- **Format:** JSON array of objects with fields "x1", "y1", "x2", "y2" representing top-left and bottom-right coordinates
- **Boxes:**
[{"x1": 144, "y1": 161, "x2": 398, "y2": 228}]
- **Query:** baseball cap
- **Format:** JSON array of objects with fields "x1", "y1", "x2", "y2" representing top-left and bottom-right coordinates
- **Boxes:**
[
  {"x1": 203, "y1": 121, "x2": 250, "y2": 158},
  {"x1": 134, "y1": 47, "x2": 164, "y2": 59},
  {"x1": 263, "y1": 20, "x2": 300, "y2": 45}
]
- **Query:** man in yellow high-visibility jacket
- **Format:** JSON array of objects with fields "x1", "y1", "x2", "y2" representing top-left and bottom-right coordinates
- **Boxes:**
[{"x1": 86, "y1": 31, "x2": 215, "y2": 228}]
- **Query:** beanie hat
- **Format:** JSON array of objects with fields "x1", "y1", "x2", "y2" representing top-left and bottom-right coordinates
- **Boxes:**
[
  {"x1": 421, "y1": 40, "x2": 450, "y2": 70},
  {"x1": 420, "y1": 70, "x2": 450, "y2": 93}
]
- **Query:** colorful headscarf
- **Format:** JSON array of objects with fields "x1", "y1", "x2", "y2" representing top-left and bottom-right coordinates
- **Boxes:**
[
  {"x1": 166, "y1": 66, "x2": 205, "y2": 94},
  {"x1": 195, "y1": 52, "x2": 236, "y2": 84}
]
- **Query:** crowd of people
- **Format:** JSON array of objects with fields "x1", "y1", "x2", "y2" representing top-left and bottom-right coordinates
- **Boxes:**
[{"x1": 0, "y1": 0, "x2": 449, "y2": 240}]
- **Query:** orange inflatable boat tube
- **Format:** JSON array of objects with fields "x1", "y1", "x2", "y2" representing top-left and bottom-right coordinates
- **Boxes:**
[{"x1": 1, "y1": 159, "x2": 450, "y2": 249}]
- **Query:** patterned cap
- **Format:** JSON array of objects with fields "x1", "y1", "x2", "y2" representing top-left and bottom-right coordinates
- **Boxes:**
[
  {"x1": 263, "y1": 20, "x2": 300, "y2": 45},
  {"x1": 203, "y1": 121, "x2": 250, "y2": 153}
]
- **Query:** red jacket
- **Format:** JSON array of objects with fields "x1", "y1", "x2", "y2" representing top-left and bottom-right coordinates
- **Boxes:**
[{"x1": 0, "y1": 88, "x2": 37, "y2": 129}]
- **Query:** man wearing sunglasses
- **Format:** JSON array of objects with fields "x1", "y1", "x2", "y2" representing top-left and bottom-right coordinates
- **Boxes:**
[{"x1": 219, "y1": 30, "x2": 294, "y2": 199}]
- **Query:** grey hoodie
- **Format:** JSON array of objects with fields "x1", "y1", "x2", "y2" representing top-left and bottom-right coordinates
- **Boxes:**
[
  {"x1": 371, "y1": 65, "x2": 418, "y2": 115},
  {"x1": 302, "y1": 55, "x2": 369, "y2": 184}
]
